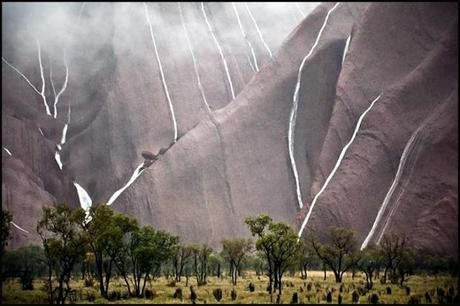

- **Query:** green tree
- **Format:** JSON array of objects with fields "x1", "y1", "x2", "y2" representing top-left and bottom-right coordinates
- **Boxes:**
[
  {"x1": 221, "y1": 238, "x2": 253, "y2": 285},
  {"x1": 245, "y1": 215, "x2": 302, "y2": 298},
  {"x1": 37, "y1": 203, "x2": 87, "y2": 304},
  {"x1": 79, "y1": 204, "x2": 120, "y2": 298},
  {"x1": 208, "y1": 252, "x2": 224, "y2": 278},
  {"x1": 196, "y1": 244, "x2": 213, "y2": 285},
  {"x1": 394, "y1": 247, "x2": 415, "y2": 286},
  {"x1": 1, "y1": 208, "x2": 13, "y2": 260},
  {"x1": 172, "y1": 244, "x2": 194, "y2": 282},
  {"x1": 309, "y1": 226, "x2": 358, "y2": 283},
  {"x1": 379, "y1": 232, "x2": 406, "y2": 283},
  {"x1": 358, "y1": 245, "x2": 381, "y2": 289}
]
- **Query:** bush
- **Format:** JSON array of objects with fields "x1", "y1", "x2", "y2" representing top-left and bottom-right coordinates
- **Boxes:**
[
  {"x1": 351, "y1": 291, "x2": 359, "y2": 303},
  {"x1": 407, "y1": 295, "x2": 421, "y2": 304},
  {"x1": 144, "y1": 289, "x2": 156, "y2": 299},
  {"x1": 338, "y1": 293, "x2": 343, "y2": 304},
  {"x1": 120, "y1": 291, "x2": 129, "y2": 299},
  {"x1": 167, "y1": 280, "x2": 176, "y2": 287},
  {"x1": 84, "y1": 278, "x2": 94, "y2": 287},
  {"x1": 190, "y1": 286, "x2": 197, "y2": 303},
  {"x1": 290, "y1": 292, "x2": 298, "y2": 304},
  {"x1": 213, "y1": 288, "x2": 223, "y2": 301},
  {"x1": 405, "y1": 286, "x2": 411, "y2": 295},
  {"x1": 231, "y1": 288, "x2": 237, "y2": 301},
  {"x1": 386, "y1": 286, "x2": 392, "y2": 294},
  {"x1": 424, "y1": 292, "x2": 432, "y2": 303},
  {"x1": 368, "y1": 293, "x2": 379, "y2": 304},
  {"x1": 173, "y1": 288, "x2": 183, "y2": 300},
  {"x1": 326, "y1": 291, "x2": 332, "y2": 303},
  {"x1": 20, "y1": 269, "x2": 34, "y2": 290},
  {"x1": 108, "y1": 290, "x2": 121, "y2": 301},
  {"x1": 87, "y1": 292, "x2": 96, "y2": 302},
  {"x1": 248, "y1": 282, "x2": 255, "y2": 292}
]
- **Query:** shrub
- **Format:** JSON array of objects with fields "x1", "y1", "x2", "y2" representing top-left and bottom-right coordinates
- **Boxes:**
[
  {"x1": 109, "y1": 290, "x2": 121, "y2": 300},
  {"x1": 173, "y1": 288, "x2": 183, "y2": 300},
  {"x1": 290, "y1": 292, "x2": 298, "y2": 304},
  {"x1": 405, "y1": 286, "x2": 411, "y2": 295},
  {"x1": 20, "y1": 269, "x2": 34, "y2": 290},
  {"x1": 407, "y1": 295, "x2": 421, "y2": 304},
  {"x1": 338, "y1": 293, "x2": 343, "y2": 304},
  {"x1": 84, "y1": 278, "x2": 94, "y2": 287},
  {"x1": 248, "y1": 282, "x2": 255, "y2": 292},
  {"x1": 424, "y1": 292, "x2": 432, "y2": 303},
  {"x1": 437, "y1": 287, "x2": 445, "y2": 303},
  {"x1": 167, "y1": 280, "x2": 176, "y2": 287},
  {"x1": 120, "y1": 291, "x2": 129, "y2": 299},
  {"x1": 368, "y1": 293, "x2": 379, "y2": 304},
  {"x1": 190, "y1": 286, "x2": 197, "y2": 303},
  {"x1": 351, "y1": 291, "x2": 359, "y2": 303},
  {"x1": 213, "y1": 288, "x2": 223, "y2": 301},
  {"x1": 326, "y1": 291, "x2": 332, "y2": 303},
  {"x1": 307, "y1": 283, "x2": 312, "y2": 291},
  {"x1": 299, "y1": 286, "x2": 304, "y2": 293},
  {"x1": 144, "y1": 289, "x2": 156, "y2": 299},
  {"x1": 386, "y1": 286, "x2": 392, "y2": 294},
  {"x1": 231, "y1": 288, "x2": 237, "y2": 301},
  {"x1": 87, "y1": 292, "x2": 96, "y2": 302},
  {"x1": 197, "y1": 280, "x2": 207, "y2": 286},
  {"x1": 339, "y1": 284, "x2": 344, "y2": 293}
]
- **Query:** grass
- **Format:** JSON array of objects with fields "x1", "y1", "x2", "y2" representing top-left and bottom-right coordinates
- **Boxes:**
[{"x1": 1, "y1": 271, "x2": 458, "y2": 304}]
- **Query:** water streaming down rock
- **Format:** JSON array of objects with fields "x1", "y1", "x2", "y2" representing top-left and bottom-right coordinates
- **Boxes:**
[
  {"x1": 107, "y1": 163, "x2": 145, "y2": 206},
  {"x1": 73, "y1": 182, "x2": 93, "y2": 212},
  {"x1": 36, "y1": 39, "x2": 52, "y2": 116},
  {"x1": 143, "y1": 2, "x2": 178, "y2": 143},
  {"x1": 38, "y1": 127, "x2": 44, "y2": 136},
  {"x1": 232, "y1": 2, "x2": 259, "y2": 72},
  {"x1": 51, "y1": 53, "x2": 69, "y2": 119},
  {"x1": 244, "y1": 2, "x2": 273, "y2": 58},
  {"x1": 3, "y1": 147, "x2": 12, "y2": 156},
  {"x1": 201, "y1": 2, "x2": 236, "y2": 100},
  {"x1": 288, "y1": 2, "x2": 341, "y2": 210},
  {"x1": 178, "y1": 2, "x2": 210, "y2": 112},
  {"x1": 342, "y1": 35, "x2": 351, "y2": 64},
  {"x1": 298, "y1": 93, "x2": 382, "y2": 238},
  {"x1": 54, "y1": 151, "x2": 63, "y2": 170},
  {"x1": 10, "y1": 221, "x2": 29, "y2": 234}
]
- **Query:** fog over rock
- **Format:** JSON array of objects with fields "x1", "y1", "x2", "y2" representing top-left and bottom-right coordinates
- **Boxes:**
[{"x1": 2, "y1": 2, "x2": 457, "y2": 255}]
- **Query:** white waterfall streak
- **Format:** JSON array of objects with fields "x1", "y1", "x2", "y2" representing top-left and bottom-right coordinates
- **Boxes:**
[
  {"x1": 55, "y1": 151, "x2": 63, "y2": 169},
  {"x1": 244, "y1": 2, "x2": 272, "y2": 58},
  {"x1": 296, "y1": 3, "x2": 306, "y2": 18},
  {"x1": 288, "y1": 2, "x2": 340, "y2": 211},
  {"x1": 363, "y1": 104, "x2": 446, "y2": 248},
  {"x1": 298, "y1": 93, "x2": 382, "y2": 238},
  {"x1": 3, "y1": 147, "x2": 12, "y2": 156},
  {"x1": 57, "y1": 144, "x2": 62, "y2": 151},
  {"x1": 2, "y1": 57, "x2": 41, "y2": 95},
  {"x1": 201, "y1": 2, "x2": 236, "y2": 100},
  {"x1": 342, "y1": 35, "x2": 351, "y2": 65},
  {"x1": 38, "y1": 128, "x2": 44, "y2": 136},
  {"x1": 60, "y1": 104, "x2": 71, "y2": 145},
  {"x1": 74, "y1": 182, "x2": 93, "y2": 212},
  {"x1": 36, "y1": 40, "x2": 52, "y2": 116},
  {"x1": 232, "y1": 2, "x2": 259, "y2": 72},
  {"x1": 10, "y1": 221, "x2": 29, "y2": 234},
  {"x1": 143, "y1": 2, "x2": 178, "y2": 142},
  {"x1": 178, "y1": 2, "x2": 210, "y2": 112},
  {"x1": 52, "y1": 53, "x2": 69, "y2": 119},
  {"x1": 107, "y1": 163, "x2": 145, "y2": 206}
]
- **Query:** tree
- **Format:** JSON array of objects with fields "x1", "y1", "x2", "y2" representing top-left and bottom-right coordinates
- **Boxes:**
[
  {"x1": 1, "y1": 208, "x2": 13, "y2": 259},
  {"x1": 358, "y1": 246, "x2": 381, "y2": 289},
  {"x1": 379, "y1": 232, "x2": 406, "y2": 283},
  {"x1": 245, "y1": 215, "x2": 276, "y2": 294},
  {"x1": 172, "y1": 244, "x2": 194, "y2": 282},
  {"x1": 37, "y1": 203, "x2": 87, "y2": 304},
  {"x1": 80, "y1": 204, "x2": 117, "y2": 298},
  {"x1": 221, "y1": 238, "x2": 252, "y2": 285},
  {"x1": 115, "y1": 225, "x2": 178, "y2": 297},
  {"x1": 104, "y1": 213, "x2": 139, "y2": 296},
  {"x1": 245, "y1": 215, "x2": 302, "y2": 298},
  {"x1": 208, "y1": 252, "x2": 224, "y2": 278},
  {"x1": 195, "y1": 244, "x2": 213, "y2": 285},
  {"x1": 309, "y1": 226, "x2": 359, "y2": 283},
  {"x1": 394, "y1": 247, "x2": 415, "y2": 287}
]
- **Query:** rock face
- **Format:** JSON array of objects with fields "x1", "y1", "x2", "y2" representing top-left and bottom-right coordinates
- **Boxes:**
[{"x1": 2, "y1": 2, "x2": 457, "y2": 255}]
